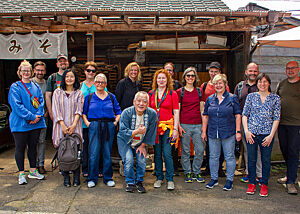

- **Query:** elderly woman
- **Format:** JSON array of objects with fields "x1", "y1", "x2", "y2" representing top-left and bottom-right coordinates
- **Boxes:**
[
  {"x1": 52, "y1": 69, "x2": 84, "y2": 187},
  {"x1": 243, "y1": 73, "x2": 280, "y2": 197},
  {"x1": 148, "y1": 69, "x2": 179, "y2": 190},
  {"x1": 115, "y1": 62, "x2": 142, "y2": 110},
  {"x1": 176, "y1": 67, "x2": 205, "y2": 183},
  {"x1": 201, "y1": 74, "x2": 242, "y2": 191},
  {"x1": 8, "y1": 60, "x2": 46, "y2": 185},
  {"x1": 82, "y1": 73, "x2": 122, "y2": 188}
]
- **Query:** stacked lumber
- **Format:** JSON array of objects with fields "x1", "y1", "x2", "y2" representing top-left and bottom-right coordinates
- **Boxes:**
[{"x1": 140, "y1": 66, "x2": 161, "y2": 91}]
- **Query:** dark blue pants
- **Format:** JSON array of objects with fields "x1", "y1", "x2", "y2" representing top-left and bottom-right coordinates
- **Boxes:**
[
  {"x1": 278, "y1": 125, "x2": 300, "y2": 184},
  {"x1": 247, "y1": 134, "x2": 274, "y2": 186}
]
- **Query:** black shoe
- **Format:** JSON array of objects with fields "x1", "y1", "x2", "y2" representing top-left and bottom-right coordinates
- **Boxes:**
[
  {"x1": 126, "y1": 184, "x2": 135, "y2": 193},
  {"x1": 63, "y1": 175, "x2": 71, "y2": 187},
  {"x1": 218, "y1": 170, "x2": 226, "y2": 178},
  {"x1": 136, "y1": 182, "x2": 146, "y2": 193},
  {"x1": 201, "y1": 169, "x2": 209, "y2": 176},
  {"x1": 73, "y1": 168, "x2": 81, "y2": 187}
]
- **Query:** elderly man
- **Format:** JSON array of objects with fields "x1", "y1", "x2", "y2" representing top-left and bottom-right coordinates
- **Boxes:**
[
  {"x1": 117, "y1": 91, "x2": 157, "y2": 193},
  {"x1": 234, "y1": 62, "x2": 262, "y2": 183},
  {"x1": 276, "y1": 61, "x2": 300, "y2": 195}
]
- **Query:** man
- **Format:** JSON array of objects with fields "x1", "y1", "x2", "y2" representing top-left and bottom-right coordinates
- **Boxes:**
[
  {"x1": 117, "y1": 91, "x2": 157, "y2": 193},
  {"x1": 31, "y1": 61, "x2": 48, "y2": 174},
  {"x1": 164, "y1": 62, "x2": 182, "y2": 176},
  {"x1": 234, "y1": 62, "x2": 262, "y2": 183},
  {"x1": 200, "y1": 62, "x2": 229, "y2": 177},
  {"x1": 276, "y1": 61, "x2": 300, "y2": 195},
  {"x1": 45, "y1": 54, "x2": 69, "y2": 121}
]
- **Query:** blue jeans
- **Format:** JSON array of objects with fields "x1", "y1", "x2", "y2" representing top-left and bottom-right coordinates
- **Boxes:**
[
  {"x1": 209, "y1": 135, "x2": 236, "y2": 181},
  {"x1": 87, "y1": 121, "x2": 115, "y2": 184},
  {"x1": 180, "y1": 124, "x2": 204, "y2": 175},
  {"x1": 154, "y1": 129, "x2": 173, "y2": 182},
  {"x1": 247, "y1": 134, "x2": 274, "y2": 186},
  {"x1": 124, "y1": 146, "x2": 146, "y2": 184}
]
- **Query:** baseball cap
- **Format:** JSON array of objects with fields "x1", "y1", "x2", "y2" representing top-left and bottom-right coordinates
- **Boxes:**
[
  {"x1": 209, "y1": 62, "x2": 221, "y2": 70},
  {"x1": 57, "y1": 54, "x2": 68, "y2": 61}
]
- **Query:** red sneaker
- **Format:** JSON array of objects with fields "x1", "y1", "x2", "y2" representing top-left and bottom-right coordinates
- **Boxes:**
[
  {"x1": 259, "y1": 184, "x2": 268, "y2": 197},
  {"x1": 246, "y1": 184, "x2": 256, "y2": 195}
]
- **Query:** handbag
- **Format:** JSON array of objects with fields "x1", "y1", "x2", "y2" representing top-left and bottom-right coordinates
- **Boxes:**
[{"x1": 20, "y1": 80, "x2": 40, "y2": 109}]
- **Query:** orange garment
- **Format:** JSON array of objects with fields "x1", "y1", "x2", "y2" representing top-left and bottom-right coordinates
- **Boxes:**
[{"x1": 156, "y1": 118, "x2": 179, "y2": 147}]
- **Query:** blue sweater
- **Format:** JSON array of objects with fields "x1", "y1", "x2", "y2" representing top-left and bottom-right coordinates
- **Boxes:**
[{"x1": 8, "y1": 81, "x2": 46, "y2": 132}]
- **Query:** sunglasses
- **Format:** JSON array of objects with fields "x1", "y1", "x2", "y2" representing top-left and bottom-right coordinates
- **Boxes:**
[
  {"x1": 86, "y1": 69, "x2": 96, "y2": 73},
  {"x1": 186, "y1": 74, "x2": 196, "y2": 78}
]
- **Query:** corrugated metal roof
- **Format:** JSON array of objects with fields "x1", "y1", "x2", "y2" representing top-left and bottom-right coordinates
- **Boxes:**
[{"x1": 0, "y1": 0, "x2": 230, "y2": 13}]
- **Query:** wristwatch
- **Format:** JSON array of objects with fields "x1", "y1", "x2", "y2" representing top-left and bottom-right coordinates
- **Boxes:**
[{"x1": 236, "y1": 130, "x2": 241, "y2": 134}]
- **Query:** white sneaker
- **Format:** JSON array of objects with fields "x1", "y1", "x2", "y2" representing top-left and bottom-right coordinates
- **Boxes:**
[
  {"x1": 106, "y1": 180, "x2": 115, "y2": 187},
  {"x1": 28, "y1": 169, "x2": 44, "y2": 180},
  {"x1": 88, "y1": 181, "x2": 96, "y2": 188},
  {"x1": 18, "y1": 173, "x2": 27, "y2": 185},
  {"x1": 154, "y1": 180, "x2": 163, "y2": 188},
  {"x1": 167, "y1": 181, "x2": 175, "y2": 190}
]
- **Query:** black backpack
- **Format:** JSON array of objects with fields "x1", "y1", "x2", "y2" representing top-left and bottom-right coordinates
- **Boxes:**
[{"x1": 57, "y1": 133, "x2": 83, "y2": 171}]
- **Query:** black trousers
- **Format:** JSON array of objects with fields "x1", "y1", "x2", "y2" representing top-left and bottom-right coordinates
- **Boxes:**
[{"x1": 12, "y1": 129, "x2": 41, "y2": 171}]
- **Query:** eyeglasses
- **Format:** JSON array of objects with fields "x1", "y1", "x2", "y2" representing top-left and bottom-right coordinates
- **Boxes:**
[
  {"x1": 186, "y1": 74, "x2": 196, "y2": 78},
  {"x1": 21, "y1": 70, "x2": 31, "y2": 73},
  {"x1": 95, "y1": 81, "x2": 106, "y2": 85},
  {"x1": 86, "y1": 69, "x2": 96, "y2": 73},
  {"x1": 35, "y1": 69, "x2": 45, "y2": 72},
  {"x1": 286, "y1": 67, "x2": 298, "y2": 71}
]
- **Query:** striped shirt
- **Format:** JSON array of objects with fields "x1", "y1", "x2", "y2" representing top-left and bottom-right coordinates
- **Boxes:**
[{"x1": 52, "y1": 88, "x2": 84, "y2": 148}]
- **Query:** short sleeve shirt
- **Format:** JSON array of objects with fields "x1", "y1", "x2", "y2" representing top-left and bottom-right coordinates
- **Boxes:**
[
  {"x1": 46, "y1": 73, "x2": 63, "y2": 92},
  {"x1": 201, "y1": 82, "x2": 230, "y2": 102}
]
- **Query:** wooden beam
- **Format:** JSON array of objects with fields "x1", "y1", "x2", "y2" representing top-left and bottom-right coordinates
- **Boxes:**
[
  {"x1": 89, "y1": 15, "x2": 104, "y2": 26},
  {"x1": 203, "y1": 16, "x2": 226, "y2": 26},
  {"x1": 87, "y1": 31, "x2": 94, "y2": 61},
  {"x1": 23, "y1": 16, "x2": 52, "y2": 27},
  {"x1": 154, "y1": 16, "x2": 159, "y2": 25},
  {"x1": 0, "y1": 17, "x2": 39, "y2": 30},
  {"x1": 57, "y1": 16, "x2": 78, "y2": 26},
  {"x1": 179, "y1": 16, "x2": 192, "y2": 26},
  {"x1": 121, "y1": 15, "x2": 132, "y2": 25}
]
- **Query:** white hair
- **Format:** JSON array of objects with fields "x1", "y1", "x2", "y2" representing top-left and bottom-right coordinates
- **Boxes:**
[
  {"x1": 134, "y1": 91, "x2": 149, "y2": 103},
  {"x1": 95, "y1": 73, "x2": 107, "y2": 83}
]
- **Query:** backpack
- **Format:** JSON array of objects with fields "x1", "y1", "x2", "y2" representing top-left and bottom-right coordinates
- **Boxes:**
[
  {"x1": 57, "y1": 133, "x2": 83, "y2": 171},
  {"x1": 50, "y1": 73, "x2": 57, "y2": 91},
  {"x1": 86, "y1": 92, "x2": 115, "y2": 117},
  {"x1": 180, "y1": 87, "x2": 202, "y2": 102},
  {"x1": 236, "y1": 81, "x2": 244, "y2": 100}
]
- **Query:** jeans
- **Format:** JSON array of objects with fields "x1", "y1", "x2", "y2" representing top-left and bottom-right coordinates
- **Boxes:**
[
  {"x1": 209, "y1": 135, "x2": 236, "y2": 181},
  {"x1": 247, "y1": 134, "x2": 274, "y2": 186},
  {"x1": 278, "y1": 125, "x2": 300, "y2": 184},
  {"x1": 124, "y1": 146, "x2": 146, "y2": 184},
  {"x1": 180, "y1": 124, "x2": 204, "y2": 175},
  {"x1": 12, "y1": 129, "x2": 41, "y2": 171},
  {"x1": 37, "y1": 127, "x2": 47, "y2": 167},
  {"x1": 154, "y1": 129, "x2": 174, "y2": 182},
  {"x1": 87, "y1": 121, "x2": 115, "y2": 184},
  {"x1": 242, "y1": 125, "x2": 262, "y2": 177}
]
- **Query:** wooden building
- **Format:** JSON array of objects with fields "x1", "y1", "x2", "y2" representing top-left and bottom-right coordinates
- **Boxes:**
[{"x1": 0, "y1": 0, "x2": 290, "y2": 104}]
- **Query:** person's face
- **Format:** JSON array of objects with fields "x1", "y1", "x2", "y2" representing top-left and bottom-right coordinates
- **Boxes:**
[
  {"x1": 286, "y1": 62, "x2": 299, "y2": 79},
  {"x1": 56, "y1": 58, "x2": 69, "y2": 71},
  {"x1": 133, "y1": 94, "x2": 148, "y2": 114},
  {"x1": 164, "y1": 64, "x2": 174, "y2": 77},
  {"x1": 185, "y1": 71, "x2": 196, "y2": 85},
  {"x1": 33, "y1": 65, "x2": 46, "y2": 80},
  {"x1": 157, "y1": 73, "x2": 167, "y2": 88},
  {"x1": 128, "y1": 66, "x2": 139, "y2": 80},
  {"x1": 209, "y1": 67, "x2": 221, "y2": 80},
  {"x1": 257, "y1": 77, "x2": 270, "y2": 93},
  {"x1": 214, "y1": 79, "x2": 226, "y2": 93},
  {"x1": 20, "y1": 65, "x2": 32, "y2": 80},
  {"x1": 65, "y1": 71, "x2": 75, "y2": 87},
  {"x1": 94, "y1": 76, "x2": 107, "y2": 91},
  {"x1": 85, "y1": 65, "x2": 96, "y2": 79},
  {"x1": 245, "y1": 64, "x2": 259, "y2": 82}
]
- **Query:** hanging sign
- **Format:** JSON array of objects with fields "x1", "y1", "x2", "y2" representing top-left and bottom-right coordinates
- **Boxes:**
[{"x1": 0, "y1": 30, "x2": 67, "y2": 59}]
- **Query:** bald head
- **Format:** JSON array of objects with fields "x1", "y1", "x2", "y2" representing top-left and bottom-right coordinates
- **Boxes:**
[
  {"x1": 245, "y1": 62, "x2": 259, "y2": 84},
  {"x1": 286, "y1": 61, "x2": 300, "y2": 81}
]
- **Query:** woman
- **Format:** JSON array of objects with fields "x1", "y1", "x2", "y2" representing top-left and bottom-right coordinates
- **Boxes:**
[
  {"x1": 82, "y1": 73, "x2": 122, "y2": 188},
  {"x1": 115, "y1": 62, "x2": 142, "y2": 110},
  {"x1": 242, "y1": 73, "x2": 280, "y2": 197},
  {"x1": 176, "y1": 67, "x2": 205, "y2": 183},
  {"x1": 80, "y1": 61, "x2": 97, "y2": 177},
  {"x1": 52, "y1": 69, "x2": 84, "y2": 187},
  {"x1": 201, "y1": 74, "x2": 241, "y2": 191},
  {"x1": 8, "y1": 60, "x2": 46, "y2": 185},
  {"x1": 148, "y1": 69, "x2": 179, "y2": 190}
]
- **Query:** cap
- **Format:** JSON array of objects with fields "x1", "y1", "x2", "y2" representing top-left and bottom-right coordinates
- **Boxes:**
[
  {"x1": 57, "y1": 54, "x2": 68, "y2": 61},
  {"x1": 209, "y1": 62, "x2": 221, "y2": 70}
]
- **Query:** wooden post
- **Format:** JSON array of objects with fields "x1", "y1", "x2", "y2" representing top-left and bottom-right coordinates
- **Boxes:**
[
  {"x1": 87, "y1": 31, "x2": 95, "y2": 61},
  {"x1": 243, "y1": 31, "x2": 251, "y2": 69}
]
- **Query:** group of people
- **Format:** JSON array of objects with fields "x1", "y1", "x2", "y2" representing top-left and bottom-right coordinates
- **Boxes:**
[{"x1": 8, "y1": 54, "x2": 300, "y2": 197}]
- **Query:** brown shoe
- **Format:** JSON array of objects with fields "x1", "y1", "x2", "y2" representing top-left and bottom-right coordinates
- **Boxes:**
[
  {"x1": 287, "y1": 183, "x2": 298, "y2": 195},
  {"x1": 38, "y1": 166, "x2": 46, "y2": 174}
]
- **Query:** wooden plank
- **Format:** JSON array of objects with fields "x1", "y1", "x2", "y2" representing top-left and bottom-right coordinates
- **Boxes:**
[
  {"x1": 0, "y1": 17, "x2": 40, "y2": 30},
  {"x1": 179, "y1": 16, "x2": 192, "y2": 26},
  {"x1": 57, "y1": 16, "x2": 78, "y2": 26},
  {"x1": 89, "y1": 15, "x2": 104, "y2": 26},
  {"x1": 23, "y1": 16, "x2": 52, "y2": 27},
  {"x1": 121, "y1": 15, "x2": 132, "y2": 25},
  {"x1": 87, "y1": 31, "x2": 94, "y2": 61},
  {"x1": 203, "y1": 16, "x2": 226, "y2": 26}
]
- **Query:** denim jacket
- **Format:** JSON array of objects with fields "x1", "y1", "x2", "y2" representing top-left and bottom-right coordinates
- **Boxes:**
[{"x1": 203, "y1": 90, "x2": 241, "y2": 139}]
